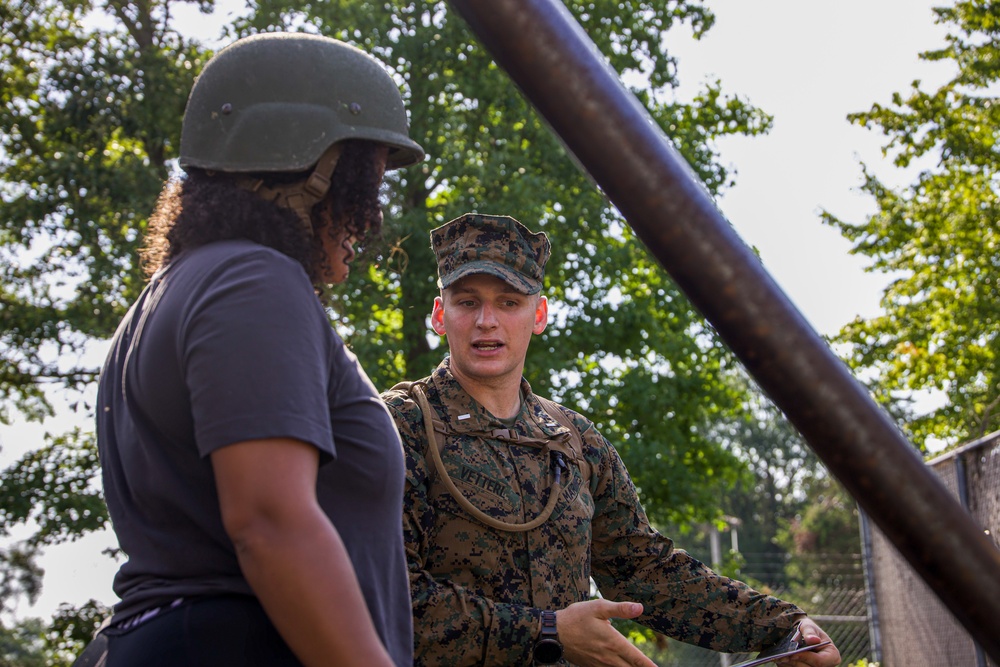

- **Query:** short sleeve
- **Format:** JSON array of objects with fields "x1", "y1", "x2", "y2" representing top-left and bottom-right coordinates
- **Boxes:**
[{"x1": 180, "y1": 250, "x2": 336, "y2": 458}]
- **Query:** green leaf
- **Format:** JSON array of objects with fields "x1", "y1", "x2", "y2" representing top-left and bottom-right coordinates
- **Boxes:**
[{"x1": 824, "y1": 0, "x2": 1000, "y2": 447}]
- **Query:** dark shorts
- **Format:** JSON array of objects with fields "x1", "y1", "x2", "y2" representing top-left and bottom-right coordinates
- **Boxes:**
[{"x1": 72, "y1": 595, "x2": 302, "y2": 667}]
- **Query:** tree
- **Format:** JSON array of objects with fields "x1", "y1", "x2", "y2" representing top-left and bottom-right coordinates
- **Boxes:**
[
  {"x1": 0, "y1": 617, "x2": 46, "y2": 667},
  {"x1": 0, "y1": 543, "x2": 43, "y2": 616},
  {"x1": 650, "y1": 376, "x2": 834, "y2": 592},
  {"x1": 0, "y1": 429, "x2": 107, "y2": 548},
  {"x1": 774, "y1": 475, "x2": 860, "y2": 587},
  {"x1": 1, "y1": 0, "x2": 773, "y2": 621},
  {"x1": 823, "y1": 0, "x2": 1000, "y2": 447},
  {"x1": 44, "y1": 600, "x2": 110, "y2": 667},
  {"x1": 1, "y1": 0, "x2": 210, "y2": 423},
  {"x1": 713, "y1": 378, "x2": 827, "y2": 587},
  {"x1": 236, "y1": 0, "x2": 772, "y2": 522},
  {"x1": 1, "y1": 0, "x2": 211, "y2": 639},
  {"x1": 0, "y1": 544, "x2": 45, "y2": 667}
]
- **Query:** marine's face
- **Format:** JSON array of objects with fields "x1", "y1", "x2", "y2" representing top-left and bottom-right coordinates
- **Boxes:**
[{"x1": 431, "y1": 273, "x2": 547, "y2": 391}]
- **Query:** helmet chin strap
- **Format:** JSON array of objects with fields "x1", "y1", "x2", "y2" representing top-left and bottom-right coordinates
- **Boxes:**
[{"x1": 235, "y1": 144, "x2": 344, "y2": 234}]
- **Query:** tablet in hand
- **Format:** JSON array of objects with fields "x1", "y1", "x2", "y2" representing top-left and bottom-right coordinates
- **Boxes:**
[{"x1": 730, "y1": 624, "x2": 833, "y2": 667}]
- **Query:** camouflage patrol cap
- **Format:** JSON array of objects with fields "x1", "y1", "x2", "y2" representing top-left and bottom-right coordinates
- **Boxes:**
[{"x1": 431, "y1": 213, "x2": 550, "y2": 294}]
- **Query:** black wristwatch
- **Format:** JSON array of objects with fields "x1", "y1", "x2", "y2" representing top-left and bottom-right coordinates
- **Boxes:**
[{"x1": 532, "y1": 610, "x2": 563, "y2": 665}]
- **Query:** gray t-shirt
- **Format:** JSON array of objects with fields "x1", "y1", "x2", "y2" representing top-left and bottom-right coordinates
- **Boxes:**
[{"x1": 97, "y1": 240, "x2": 412, "y2": 665}]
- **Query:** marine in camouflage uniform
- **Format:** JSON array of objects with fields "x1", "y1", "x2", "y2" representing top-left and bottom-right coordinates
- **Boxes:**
[{"x1": 382, "y1": 213, "x2": 833, "y2": 667}]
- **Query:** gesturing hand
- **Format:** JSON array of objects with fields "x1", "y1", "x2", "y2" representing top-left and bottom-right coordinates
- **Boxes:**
[{"x1": 556, "y1": 599, "x2": 658, "y2": 667}]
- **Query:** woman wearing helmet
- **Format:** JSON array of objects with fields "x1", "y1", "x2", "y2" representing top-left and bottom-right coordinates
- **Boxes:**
[{"x1": 74, "y1": 33, "x2": 424, "y2": 667}]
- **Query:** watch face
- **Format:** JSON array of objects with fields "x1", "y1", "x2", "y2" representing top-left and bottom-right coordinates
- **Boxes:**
[{"x1": 533, "y1": 638, "x2": 563, "y2": 664}]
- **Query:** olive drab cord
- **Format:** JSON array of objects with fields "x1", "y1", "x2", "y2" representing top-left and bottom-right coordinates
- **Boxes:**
[{"x1": 409, "y1": 381, "x2": 566, "y2": 533}]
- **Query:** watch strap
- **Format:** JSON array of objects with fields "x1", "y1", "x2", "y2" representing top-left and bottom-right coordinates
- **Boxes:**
[
  {"x1": 539, "y1": 609, "x2": 558, "y2": 639},
  {"x1": 533, "y1": 610, "x2": 563, "y2": 665}
]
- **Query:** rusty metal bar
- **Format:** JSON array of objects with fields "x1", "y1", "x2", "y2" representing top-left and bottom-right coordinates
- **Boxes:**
[{"x1": 446, "y1": 0, "x2": 1000, "y2": 657}]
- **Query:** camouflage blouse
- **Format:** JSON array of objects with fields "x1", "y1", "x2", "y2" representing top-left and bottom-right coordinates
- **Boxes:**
[{"x1": 382, "y1": 358, "x2": 804, "y2": 666}]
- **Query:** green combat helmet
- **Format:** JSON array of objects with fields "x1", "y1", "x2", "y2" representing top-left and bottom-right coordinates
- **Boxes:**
[{"x1": 178, "y1": 32, "x2": 425, "y2": 226}]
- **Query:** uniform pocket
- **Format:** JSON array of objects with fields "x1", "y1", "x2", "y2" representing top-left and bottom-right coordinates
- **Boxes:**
[{"x1": 548, "y1": 462, "x2": 596, "y2": 590}]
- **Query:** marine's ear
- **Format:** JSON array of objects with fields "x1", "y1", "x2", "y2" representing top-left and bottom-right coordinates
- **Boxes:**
[
  {"x1": 533, "y1": 295, "x2": 548, "y2": 335},
  {"x1": 431, "y1": 296, "x2": 447, "y2": 335}
]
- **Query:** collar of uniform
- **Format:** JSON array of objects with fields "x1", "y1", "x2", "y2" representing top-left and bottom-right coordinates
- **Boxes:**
[{"x1": 430, "y1": 357, "x2": 572, "y2": 442}]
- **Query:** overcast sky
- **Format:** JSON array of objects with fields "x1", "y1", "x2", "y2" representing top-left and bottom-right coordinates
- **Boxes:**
[
  {"x1": 666, "y1": 0, "x2": 951, "y2": 337},
  {"x1": 1, "y1": 0, "x2": 953, "y2": 623}
]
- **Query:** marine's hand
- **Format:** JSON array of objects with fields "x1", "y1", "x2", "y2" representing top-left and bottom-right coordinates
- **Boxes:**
[
  {"x1": 775, "y1": 618, "x2": 841, "y2": 667},
  {"x1": 556, "y1": 599, "x2": 657, "y2": 667}
]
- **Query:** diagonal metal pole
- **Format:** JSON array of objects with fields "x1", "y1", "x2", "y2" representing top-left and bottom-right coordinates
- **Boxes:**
[{"x1": 446, "y1": 0, "x2": 1000, "y2": 658}]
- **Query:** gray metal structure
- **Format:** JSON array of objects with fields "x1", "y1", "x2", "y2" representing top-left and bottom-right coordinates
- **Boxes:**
[
  {"x1": 445, "y1": 0, "x2": 1000, "y2": 659},
  {"x1": 863, "y1": 432, "x2": 1000, "y2": 666}
]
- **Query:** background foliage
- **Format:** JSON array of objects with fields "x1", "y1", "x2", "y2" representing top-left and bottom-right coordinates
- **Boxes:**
[
  {"x1": 235, "y1": 0, "x2": 777, "y2": 523},
  {"x1": 0, "y1": 0, "x2": 775, "y2": 655},
  {"x1": 6, "y1": 0, "x2": 995, "y2": 662},
  {"x1": 1, "y1": 0, "x2": 772, "y2": 536},
  {"x1": 823, "y1": 0, "x2": 1000, "y2": 448}
]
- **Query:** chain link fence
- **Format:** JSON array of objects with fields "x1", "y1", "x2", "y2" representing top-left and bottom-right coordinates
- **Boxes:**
[
  {"x1": 862, "y1": 430, "x2": 1000, "y2": 667},
  {"x1": 626, "y1": 431, "x2": 999, "y2": 666},
  {"x1": 635, "y1": 551, "x2": 872, "y2": 667}
]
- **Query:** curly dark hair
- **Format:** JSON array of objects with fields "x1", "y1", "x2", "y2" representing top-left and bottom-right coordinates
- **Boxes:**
[{"x1": 141, "y1": 140, "x2": 385, "y2": 290}]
